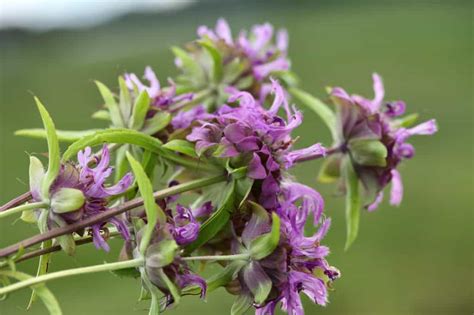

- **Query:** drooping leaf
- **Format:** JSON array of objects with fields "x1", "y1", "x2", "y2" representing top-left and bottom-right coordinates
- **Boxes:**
[
  {"x1": 15, "y1": 129, "x2": 101, "y2": 143},
  {"x1": 198, "y1": 39, "x2": 223, "y2": 83},
  {"x1": 349, "y1": 139, "x2": 387, "y2": 167},
  {"x1": 343, "y1": 157, "x2": 361, "y2": 250},
  {"x1": 35, "y1": 98, "x2": 60, "y2": 200},
  {"x1": 1, "y1": 270, "x2": 63, "y2": 315},
  {"x1": 62, "y1": 128, "x2": 163, "y2": 161},
  {"x1": 130, "y1": 90, "x2": 150, "y2": 130},
  {"x1": 289, "y1": 87, "x2": 337, "y2": 139},
  {"x1": 126, "y1": 152, "x2": 166, "y2": 255},
  {"x1": 249, "y1": 212, "x2": 281, "y2": 260},
  {"x1": 95, "y1": 81, "x2": 124, "y2": 128},
  {"x1": 162, "y1": 139, "x2": 197, "y2": 158}
]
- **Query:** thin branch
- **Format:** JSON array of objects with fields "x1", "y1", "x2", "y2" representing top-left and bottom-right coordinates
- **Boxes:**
[
  {"x1": 0, "y1": 192, "x2": 32, "y2": 212},
  {"x1": 0, "y1": 174, "x2": 227, "y2": 259}
]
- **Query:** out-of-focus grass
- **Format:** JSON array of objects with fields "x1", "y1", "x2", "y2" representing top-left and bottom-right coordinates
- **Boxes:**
[{"x1": 0, "y1": 1, "x2": 472, "y2": 314}]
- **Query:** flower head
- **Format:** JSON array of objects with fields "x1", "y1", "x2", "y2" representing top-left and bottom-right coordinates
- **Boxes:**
[
  {"x1": 30, "y1": 145, "x2": 133, "y2": 251},
  {"x1": 328, "y1": 73, "x2": 438, "y2": 210},
  {"x1": 187, "y1": 79, "x2": 324, "y2": 209}
]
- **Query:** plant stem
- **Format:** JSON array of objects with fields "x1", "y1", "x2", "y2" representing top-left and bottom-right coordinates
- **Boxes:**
[
  {"x1": 0, "y1": 191, "x2": 32, "y2": 212},
  {"x1": 0, "y1": 202, "x2": 48, "y2": 220},
  {"x1": 0, "y1": 174, "x2": 228, "y2": 259},
  {"x1": 15, "y1": 231, "x2": 121, "y2": 264},
  {"x1": 0, "y1": 258, "x2": 144, "y2": 296},
  {"x1": 182, "y1": 253, "x2": 249, "y2": 262}
]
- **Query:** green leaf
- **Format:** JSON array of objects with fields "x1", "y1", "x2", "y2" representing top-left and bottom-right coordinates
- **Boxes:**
[
  {"x1": 146, "y1": 240, "x2": 179, "y2": 268},
  {"x1": 343, "y1": 157, "x2": 361, "y2": 250},
  {"x1": 231, "y1": 293, "x2": 253, "y2": 315},
  {"x1": 95, "y1": 81, "x2": 124, "y2": 128},
  {"x1": 171, "y1": 46, "x2": 205, "y2": 84},
  {"x1": 62, "y1": 128, "x2": 163, "y2": 161},
  {"x1": 157, "y1": 268, "x2": 181, "y2": 305},
  {"x1": 51, "y1": 188, "x2": 85, "y2": 214},
  {"x1": 118, "y1": 76, "x2": 132, "y2": 121},
  {"x1": 349, "y1": 139, "x2": 387, "y2": 167},
  {"x1": 242, "y1": 261, "x2": 272, "y2": 304},
  {"x1": 199, "y1": 39, "x2": 223, "y2": 83},
  {"x1": 184, "y1": 181, "x2": 235, "y2": 254},
  {"x1": 50, "y1": 215, "x2": 76, "y2": 255},
  {"x1": 29, "y1": 156, "x2": 45, "y2": 200},
  {"x1": 130, "y1": 90, "x2": 150, "y2": 130},
  {"x1": 163, "y1": 139, "x2": 197, "y2": 158},
  {"x1": 249, "y1": 211, "x2": 281, "y2": 260},
  {"x1": 0, "y1": 270, "x2": 63, "y2": 315},
  {"x1": 140, "y1": 273, "x2": 162, "y2": 315},
  {"x1": 35, "y1": 98, "x2": 60, "y2": 200},
  {"x1": 15, "y1": 128, "x2": 102, "y2": 143},
  {"x1": 91, "y1": 110, "x2": 110, "y2": 121},
  {"x1": 126, "y1": 152, "x2": 166, "y2": 254},
  {"x1": 142, "y1": 112, "x2": 171, "y2": 135},
  {"x1": 206, "y1": 260, "x2": 247, "y2": 292},
  {"x1": 317, "y1": 154, "x2": 342, "y2": 183},
  {"x1": 111, "y1": 267, "x2": 140, "y2": 279},
  {"x1": 289, "y1": 87, "x2": 337, "y2": 139}
]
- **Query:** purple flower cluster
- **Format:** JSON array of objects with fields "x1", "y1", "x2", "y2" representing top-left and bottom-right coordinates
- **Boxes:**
[
  {"x1": 330, "y1": 73, "x2": 438, "y2": 210},
  {"x1": 124, "y1": 66, "x2": 211, "y2": 130},
  {"x1": 31, "y1": 145, "x2": 133, "y2": 251},
  {"x1": 198, "y1": 18, "x2": 289, "y2": 81},
  {"x1": 187, "y1": 79, "x2": 325, "y2": 209},
  {"x1": 232, "y1": 181, "x2": 339, "y2": 315}
]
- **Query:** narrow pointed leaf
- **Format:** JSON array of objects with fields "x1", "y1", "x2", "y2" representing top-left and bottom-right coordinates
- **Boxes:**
[
  {"x1": 91, "y1": 110, "x2": 110, "y2": 121},
  {"x1": 289, "y1": 87, "x2": 337, "y2": 139},
  {"x1": 206, "y1": 260, "x2": 247, "y2": 292},
  {"x1": 118, "y1": 76, "x2": 132, "y2": 121},
  {"x1": 130, "y1": 90, "x2": 150, "y2": 130},
  {"x1": 27, "y1": 239, "x2": 52, "y2": 310},
  {"x1": 162, "y1": 139, "x2": 197, "y2": 158},
  {"x1": 199, "y1": 39, "x2": 223, "y2": 83},
  {"x1": 343, "y1": 157, "x2": 361, "y2": 250},
  {"x1": 15, "y1": 129, "x2": 101, "y2": 143},
  {"x1": 126, "y1": 152, "x2": 165, "y2": 254},
  {"x1": 35, "y1": 98, "x2": 60, "y2": 200},
  {"x1": 62, "y1": 129, "x2": 162, "y2": 161},
  {"x1": 231, "y1": 293, "x2": 253, "y2": 315},
  {"x1": 95, "y1": 81, "x2": 124, "y2": 127},
  {"x1": 142, "y1": 112, "x2": 171, "y2": 135}
]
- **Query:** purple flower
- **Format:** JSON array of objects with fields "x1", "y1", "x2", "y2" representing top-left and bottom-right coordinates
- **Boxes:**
[
  {"x1": 169, "y1": 204, "x2": 200, "y2": 245},
  {"x1": 230, "y1": 182, "x2": 338, "y2": 315},
  {"x1": 125, "y1": 66, "x2": 193, "y2": 110},
  {"x1": 30, "y1": 145, "x2": 133, "y2": 251},
  {"x1": 197, "y1": 19, "x2": 290, "y2": 82},
  {"x1": 329, "y1": 73, "x2": 438, "y2": 210},
  {"x1": 187, "y1": 79, "x2": 324, "y2": 209}
]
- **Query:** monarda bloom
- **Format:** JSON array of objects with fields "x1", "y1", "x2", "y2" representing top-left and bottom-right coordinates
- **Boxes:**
[
  {"x1": 322, "y1": 73, "x2": 438, "y2": 210},
  {"x1": 29, "y1": 145, "x2": 133, "y2": 251},
  {"x1": 173, "y1": 18, "x2": 293, "y2": 109},
  {"x1": 186, "y1": 79, "x2": 325, "y2": 209},
  {"x1": 228, "y1": 185, "x2": 338, "y2": 315}
]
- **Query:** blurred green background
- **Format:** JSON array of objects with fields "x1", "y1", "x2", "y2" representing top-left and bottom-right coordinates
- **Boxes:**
[{"x1": 0, "y1": 1, "x2": 472, "y2": 314}]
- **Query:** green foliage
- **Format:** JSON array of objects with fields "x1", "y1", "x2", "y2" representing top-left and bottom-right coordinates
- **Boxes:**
[
  {"x1": 343, "y1": 157, "x2": 361, "y2": 250},
  {"x1": 35, "y1": 98, "x2": 60, "y2": 200},
  {"x1": 349, "y1": 139, "x2": 387, "y2": 167}
]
